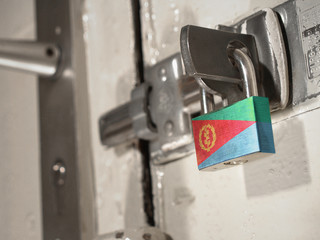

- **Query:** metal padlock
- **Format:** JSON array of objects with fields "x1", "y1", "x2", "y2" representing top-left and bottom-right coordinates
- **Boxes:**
[
  {"x1": 181, "y1": 25, "x2": 276, "y2": 171},
  {"x1": 192, "y1": 96, "x2": 275, "y2": 171}
]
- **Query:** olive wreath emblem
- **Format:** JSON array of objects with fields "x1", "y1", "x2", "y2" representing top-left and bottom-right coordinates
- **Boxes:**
[{"x1": 199, "y1": 124, "x2": 216, "y2": 152}]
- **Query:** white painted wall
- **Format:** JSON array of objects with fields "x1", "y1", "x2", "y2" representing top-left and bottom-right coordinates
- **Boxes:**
[
  {"x1": 0, "y1": 1, "x2": 42, "y2": 239},
  {"x1": 83, "y1": 0, "x2": 146, "y2": 236},
  {"x1": 140, "y1": 0, "x2": 320, "y2": 239}
]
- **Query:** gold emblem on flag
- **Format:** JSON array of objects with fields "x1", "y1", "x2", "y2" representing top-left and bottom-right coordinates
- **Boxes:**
[{"x1": 199, "y1": 124, "x2": 216, "y2": 152}]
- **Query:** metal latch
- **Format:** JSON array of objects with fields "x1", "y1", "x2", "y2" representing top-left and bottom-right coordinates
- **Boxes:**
[
  {"x1": 100, "y1": 8, "x2": 289, "y2": 165},
  {"x1": 99, "y1": 53, "x2": 200, "y2": 164}
]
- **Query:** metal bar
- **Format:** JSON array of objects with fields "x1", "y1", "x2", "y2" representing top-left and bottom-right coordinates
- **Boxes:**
[
  {"x1": 100, "y1": 75, "x2": 201, "y2": 148},
  {"x1": 0, "y1": 40, "x2": 60, "y2": 77},
  {"x1": 200, "y1": 88, "x2": 214, "y2": 114},
  {"x1": 36, "y1": 0, "x2": 95, "y2": 239},
  {"x1": 99, "y1": 102, "x2": 135, "y2": 147},
  {"x1": 180, "y1": 76, "x2": 201, "y2": 113}
]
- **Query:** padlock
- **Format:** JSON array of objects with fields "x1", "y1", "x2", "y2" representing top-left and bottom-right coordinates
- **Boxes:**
[
  {"x1": 180, "y1": 25, "x2": 276, "y2": 171},
  {"x1": 192, "y1": 96, "x2": 275, "y2": 171}
]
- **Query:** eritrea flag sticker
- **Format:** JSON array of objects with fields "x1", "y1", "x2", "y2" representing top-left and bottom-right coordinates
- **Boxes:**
[{"x1": 192, "y1": 97, "x2": 275, "y2": 171}]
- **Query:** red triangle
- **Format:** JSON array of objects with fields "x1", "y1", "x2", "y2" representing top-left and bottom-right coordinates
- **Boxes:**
[{"x1": 192, "y1": 120, "x2": 255, "y2": 165}]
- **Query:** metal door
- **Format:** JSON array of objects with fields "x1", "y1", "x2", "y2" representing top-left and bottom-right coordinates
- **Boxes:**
[{"x1": 137, "y1": 0, "x2": 320, "y2": 239}]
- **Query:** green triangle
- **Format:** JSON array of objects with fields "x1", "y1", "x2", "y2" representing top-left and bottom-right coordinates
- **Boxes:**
[{"x1": 193, "y1": 96, "x2": 271, "y2": 123}]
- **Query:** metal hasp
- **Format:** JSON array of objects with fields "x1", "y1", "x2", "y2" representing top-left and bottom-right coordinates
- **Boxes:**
[
  {"x1": 99, "y1": 54, "x2": 200, "y2": 164},
  {"x1": 0, "y1": 40, "x2": 60, "y2": 77},
  {"x1": 99, "y1": 8, "x2": 290, "y2": 166},
  {"x1": 147, "y1": 54, "x2": 198, "y2": 163},
  {"x1": 180, "y1": 8, "x2": 289, "y2": 113},
  {"x1": 36, "y1": 0, "x2": 95, "y2": 239},
  {"x1": 274, "y1": 0, "x2": 320, "y2": 106}
]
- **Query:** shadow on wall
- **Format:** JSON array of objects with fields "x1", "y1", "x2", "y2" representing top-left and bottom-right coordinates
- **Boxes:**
[
  {"x1": 124, "y1": 147, "x2": 146, "y2": 229},
  {"x1": 243, "y1": 117, "x2": 311, "y2": 197},
  {"x1": 116, "y1": 71, "x2": 136, "y2": 106}
]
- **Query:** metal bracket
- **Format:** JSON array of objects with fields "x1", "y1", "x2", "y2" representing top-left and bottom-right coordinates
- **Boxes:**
[
  {"x1": 99, "y1": 53, "x2": 200, "y2": 164},
  {"x1": 220, "y1": 8, "x2": 289, "y2": 111},
  {"x1": 146, "y1": 54, "x2": 197, "y2": 164},
  {"x1": 180, "y1": 25, "x2": 261, "y2": 113}
]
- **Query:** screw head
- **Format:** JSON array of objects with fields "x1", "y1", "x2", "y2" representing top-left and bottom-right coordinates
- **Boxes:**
[
  {"x1": 143, "y1": 233, "x2": 152, "y2": 240},
  {"x1": 164, "y1": 120, "x2": 174, "y2": 136}
]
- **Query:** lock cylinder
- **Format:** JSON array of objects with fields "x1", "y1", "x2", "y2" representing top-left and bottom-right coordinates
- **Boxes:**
[{"x1": 99, "y1": 102, "x2": 135, "y2": 147}]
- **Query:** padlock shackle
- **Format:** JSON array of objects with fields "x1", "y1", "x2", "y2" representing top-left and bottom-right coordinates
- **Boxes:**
[
  {"x1": 228, "y1": 47, "x2": 258, "y2": 98},
  {"x1": 200, "y1": 88, "x2": 214, "y2": 114},
  {"x1": 198, "y1": 45, "x2": 259, "y2": 114}
]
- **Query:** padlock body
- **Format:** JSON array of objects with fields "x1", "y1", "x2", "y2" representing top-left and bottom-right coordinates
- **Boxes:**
[{"x1": 192, "y1": 96, "x2": 275, "y2": 171}]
